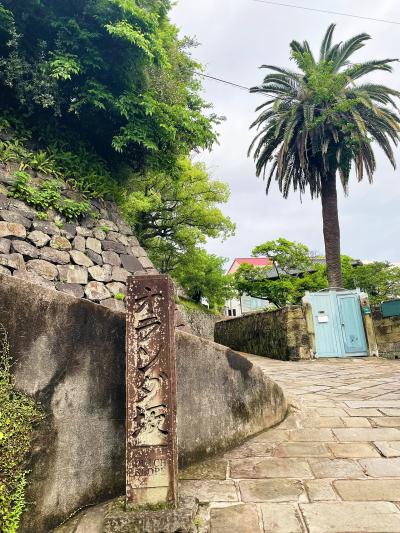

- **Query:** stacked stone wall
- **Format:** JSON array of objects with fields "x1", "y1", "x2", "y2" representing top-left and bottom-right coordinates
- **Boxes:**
[
  {"x1": 214, "y1": 306, "x2": 311, "y2": 361},
  {"x1": 0, "y1": 166, "x2": 156, "y2": 312},
  {"x1": 372, "y1": 309, "x2": 400, "y2": 358}
]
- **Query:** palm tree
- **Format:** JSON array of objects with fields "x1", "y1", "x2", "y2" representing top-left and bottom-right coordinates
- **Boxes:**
[{"x1": 249, "y1": 24, "x2": 400, "y2": 288}]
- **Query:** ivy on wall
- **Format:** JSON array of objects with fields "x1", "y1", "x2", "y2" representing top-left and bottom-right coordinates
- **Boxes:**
[{"x1": 0, "y1": 326, "x2": 44, "y2": 533}]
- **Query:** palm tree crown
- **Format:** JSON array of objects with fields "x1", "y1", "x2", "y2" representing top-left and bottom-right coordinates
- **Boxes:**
[{"x1": 249, "y1": 24, "x2": 400, "y2": 287}]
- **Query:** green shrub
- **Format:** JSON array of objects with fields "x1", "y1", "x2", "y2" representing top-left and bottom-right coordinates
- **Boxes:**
[
  {"x1": 0, "y1": 325, "x2": 44, "y2": 533},
  {"x1": 10, "y1": 171, "x2": 91, "y2": 221}
]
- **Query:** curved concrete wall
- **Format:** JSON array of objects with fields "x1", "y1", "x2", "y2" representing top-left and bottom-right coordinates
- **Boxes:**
[{"x1": 0, "y1": 274, "x2": 286, "y2": 533}]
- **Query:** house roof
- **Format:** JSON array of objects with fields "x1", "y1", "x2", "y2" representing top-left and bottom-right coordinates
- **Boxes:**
[{"x1": 227, "y1": 257, "x2": 271, "y2": 274}]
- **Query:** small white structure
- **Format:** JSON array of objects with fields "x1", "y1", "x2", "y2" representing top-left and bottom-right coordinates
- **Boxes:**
[{"x1": 223, "y1": 258, "x2": 271, "y2": 317}]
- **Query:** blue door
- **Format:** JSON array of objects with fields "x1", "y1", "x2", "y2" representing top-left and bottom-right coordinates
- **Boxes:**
[{"x1": 308, "y1": 290, "x2": 368, "y2": 358}]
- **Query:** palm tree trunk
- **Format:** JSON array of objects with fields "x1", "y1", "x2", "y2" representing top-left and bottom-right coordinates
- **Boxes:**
[{"x1": 321, "y1": 172, "x2": 343, "y2": 288}]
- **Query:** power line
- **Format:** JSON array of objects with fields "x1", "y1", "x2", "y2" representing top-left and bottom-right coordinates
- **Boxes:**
[
  {"x1": 251, "y1": 0, "x2": 400, "y2": 26},
  {"x1": 196, "y1": 72, "x2": 250, "y2": 91}
]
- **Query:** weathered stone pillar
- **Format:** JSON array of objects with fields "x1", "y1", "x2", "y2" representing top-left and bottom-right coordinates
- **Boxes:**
[
  {"x1": 360, "y1": 292, "x2": 379, "y2": 357},
  {"x1": 126, "y1": 274, "x2": 178, "y2": 506}
]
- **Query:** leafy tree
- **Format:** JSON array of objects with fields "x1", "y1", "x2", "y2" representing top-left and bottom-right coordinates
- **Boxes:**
[
  {"x1": 122, "y1": 157, "x2": 235, "y2": 272},
  {"x1": 342, "y1": 258, "x2": 400, "y2": 305},
  {"x1": 172, "y1": 248, "x2": 235, "y2": 309},
  {"x1": 253, "y1": 237, "x2": 312, "y2": 276},
  {"x1": 249, "y1": 24, "x2": 400, "y2": 288},
  {"x1": 0, "y1": 0, "x2": 219, "y2": 173},
  {"x1": 233, "y1": 238, "x2": 327, "y2": 308}
]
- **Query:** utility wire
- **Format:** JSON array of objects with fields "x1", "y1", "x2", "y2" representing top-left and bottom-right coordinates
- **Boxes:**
[
  {"x1": 251, "y1": 0, "x2": 400, "y2": 26},
  {"x1": 196, "y1": 72, "x2": 250, "y2": 91}
]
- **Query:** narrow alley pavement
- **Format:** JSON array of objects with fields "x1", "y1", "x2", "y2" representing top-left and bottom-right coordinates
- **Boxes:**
[{"x1": 180, "y1": 356, "x2": 400, "y2": 532}]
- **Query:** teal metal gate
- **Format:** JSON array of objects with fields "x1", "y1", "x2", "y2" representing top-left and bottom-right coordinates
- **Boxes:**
[{"x1": 308, "y1": 290, "x2": 368, "y2": 358}]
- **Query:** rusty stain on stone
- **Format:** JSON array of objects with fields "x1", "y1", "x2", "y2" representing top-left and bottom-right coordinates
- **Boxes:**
[{"x1": 126, "y1": 275, "x2": 178, "y2": 506}]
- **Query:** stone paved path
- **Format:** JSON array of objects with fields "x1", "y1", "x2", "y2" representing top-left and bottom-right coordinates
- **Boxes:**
[{"x1": 180, "y1": 356, "x2": 400, "y2": 532}]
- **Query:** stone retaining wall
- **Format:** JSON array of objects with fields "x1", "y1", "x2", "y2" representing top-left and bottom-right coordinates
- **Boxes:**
[
  {"x1": 178, "y1": 304, "x2": 222, "y2": 340},
  {"x1": 0, "y1": 165, "x2": 156, "y2": 313},
  {"x1": 0, "y1": 274, "x2": 287, "y2": 533},
  {"x1": 372, "y1": 309, "x2": 400, "y2": 358},
  {"x1": 215, "y1": 306, "x2": 312, "y2": 361}
]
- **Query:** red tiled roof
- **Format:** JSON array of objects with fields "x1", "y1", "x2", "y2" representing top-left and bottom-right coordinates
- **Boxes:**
[{"x1": 227, "y1": 257, "x2": 271, "y2": 274}]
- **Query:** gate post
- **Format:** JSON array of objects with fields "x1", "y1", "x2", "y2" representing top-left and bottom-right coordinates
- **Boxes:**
[
  {"x1": 125, "y1": 274, "x2": 178, "y2": 506},
  {"x1": 360, "y1": 292, "x2": 379, "y2": 357}
]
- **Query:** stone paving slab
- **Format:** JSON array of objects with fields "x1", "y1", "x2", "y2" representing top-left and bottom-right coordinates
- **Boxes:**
[
  {"x1": 260, "y1": 503, "x2": 304, "y2": 532},
  {"x1": 334, "y1": 479, "x2": 400, "y2": 501},
  {"x1": 239, "y1": 479, "x2": 306, "y2": 503},
  {"x1": 359, "y1": 457, "x2": 400, "y2": 477},
  {"x1": 230, "y1": 457, "x2": 313, "y2": 479},
  {"x1": 308, "y1": 458, "x2": 365, "y2": 479},
  {"x1": 328, "y1": 442, "x2": 380, "y2": 458},
  {"x1": 192, "y1": 357, "x2": 400, "y2": 532},
  {"x1": 300, "y1": 501, "x2": 400, "y2": 532},
  {"x1": 333, "y1": 427, "x2": 400, "y2": 441},
  {"x1": 210, "y1": 504, "x2": 261, "y2": 533},
  {"x1": 374, "y1": 441, "x2": 400, "y2": 457}
]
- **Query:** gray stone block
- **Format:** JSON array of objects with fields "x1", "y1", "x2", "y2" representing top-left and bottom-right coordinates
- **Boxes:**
[
  {"x1": 93, "y1": 228, "x2": 106, "y2": 241},
  {"x1": 120, "y1": 254, "x2": 144, "y2": 273},
  {"x1": 56, "y1": 283, "x2": 85, "y2": 299},
  {"x1": 85, "y1": 281, "x2": 111, "y2": 301},
  {"x1": 70, "y1": 250, "x2": 94, "y2": 267},
  {"x1": 60, "y1": 223, "x2": 76, "y2": 240},
  {"x1": 86, "y1": 249, "x2": 103, "y2": 266},
  {"x1": 58, "y1": 265, "x2": 88, "y2": 285},
  {"x1": 11, "y1": 240, "x2": 39, "y2": 259},
  {"x1": 102, "y1": 240, "x2": 127, "y2": 254},
  {"x1": 33, "y1": 220, "x2": 59, "y2": 235},
  {"x1": 107, "y1": 231, "x2": 129, "y2": 246},
  {"x1": 27, "y1": 259, "x2": 58, "y2": 280},
  {"x1": 102, "y1": 251, "x2": 121, "y2": 266},
  {"x1": 27, "y1": 230, "x2": 50, "y2": 247},
  {"x1": 72, "y1": 235, "x2": 86, "y2": 252},
  {"x1": 50, "y1": 236, "x2": 72, "y2": 251},
  {"x1": 9, "y1": 199, "x2": 37, "y2": 219},
  {"x1": 103, "y1": 497, "x2": 198, "y2": 533},
  {"x1": 101, "y1": 298, "x2": 125, "y2": 313},
  {"x1": 98, "y1": 218, "x2": 119, "y2": 232},
  {"x1": 0, "y1": 253, "x2": 25, "y2": 270},
  {"x1": 106, "y1": 282, "x2": 127, "y2": 296},
  {"x1": 0, "y1": 238, "x2": 10, "y2": 254},
  {"x1": 89, "y1": 265, "x2": 113, "y2": 283},
  {"x1": 0, "y1": 221, "x2": 26, "y2": 238},
  {"x1": 111, "y1": 266, "x2": 130, "y2": 283},
  {"x1": 76, "y1": 226, "x2": 93, "y2": 237},
  {"x1": 0, "y1": 209, "x2": 32, "y2": 229},
  {"x1": 40, "y1": 247, "x2": 70, "y2": 265},
  {"x1": 86, "y1": 237, "x2": 102, "y2": 254}
]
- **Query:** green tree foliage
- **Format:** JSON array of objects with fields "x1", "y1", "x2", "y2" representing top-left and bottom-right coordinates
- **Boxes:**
[
  {"x1": 0, "y1": 1, "x2": 235, "y2": 303},
  {"x1": 234, "y1": 239, "x2": 327, "y2": 308},
  {"x1": 0, "y1": 326, "x2": 44, "y2": 532},
  {"x1": 342, "y1": 258, "x2": 400, "y2": 305},
  {"x1": 121, "y1": 157, "x2": 235, "y2": 272},
  {"x1": 173, "y1": 248, "x2": 235, "y2": 310},
  {"x1": 234, "y1": 239, "x2": 400, "y2": 308},
  {"x1": 0, "y1": 0, "x2": 218, "y2": 172},
  {"x1": 249, "y1": 24, "x2": 400, "y2": 288}
]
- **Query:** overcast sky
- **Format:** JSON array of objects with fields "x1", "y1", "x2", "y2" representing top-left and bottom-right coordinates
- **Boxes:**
[{"x1": 170, "y1": 0, "x2": 400, "y2": 265}]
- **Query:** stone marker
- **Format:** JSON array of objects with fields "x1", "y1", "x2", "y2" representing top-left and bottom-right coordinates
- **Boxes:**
[{"x1": 126, "y1": 274, "x2": 178, "y2": 506}]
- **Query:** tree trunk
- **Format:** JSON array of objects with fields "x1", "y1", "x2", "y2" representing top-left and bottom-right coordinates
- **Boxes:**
[{"x1": 321, "y1": 172, "x2": 343, "y2": 288}]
